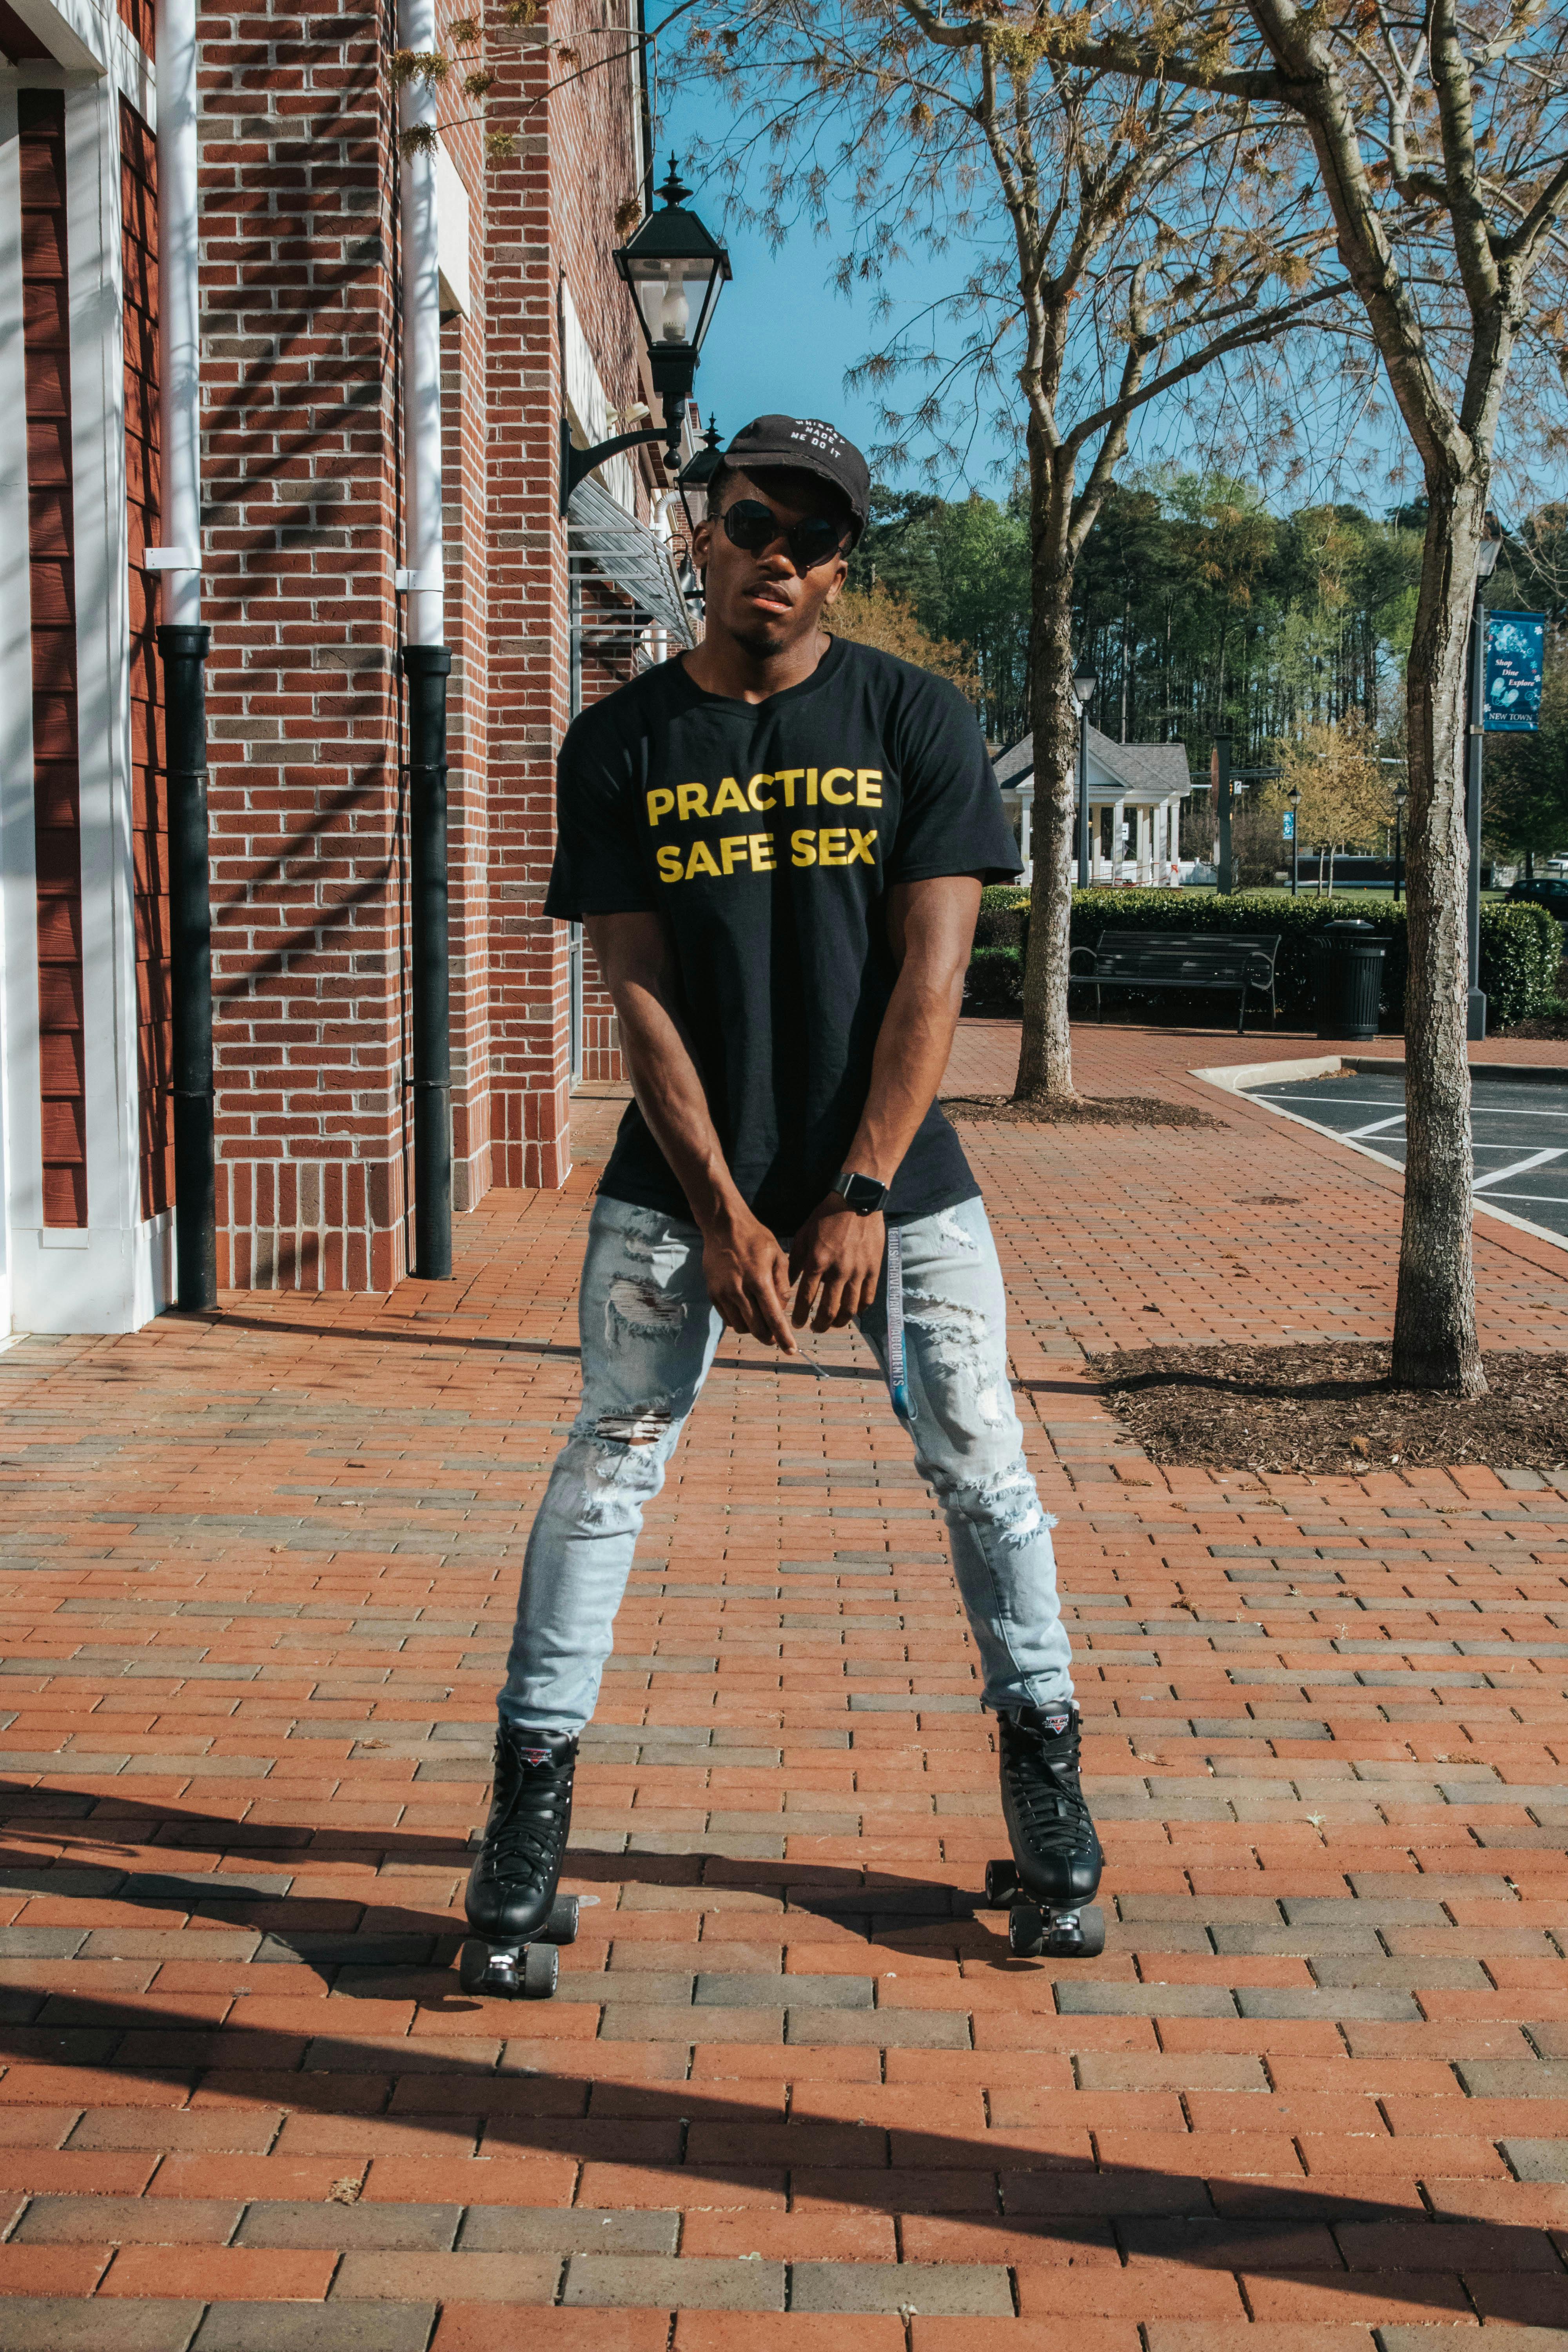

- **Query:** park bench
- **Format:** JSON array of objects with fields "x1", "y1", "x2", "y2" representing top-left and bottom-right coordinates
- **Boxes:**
[{"x1": 1069, "y1": 929, "x2": 1281, "y2": 1035}]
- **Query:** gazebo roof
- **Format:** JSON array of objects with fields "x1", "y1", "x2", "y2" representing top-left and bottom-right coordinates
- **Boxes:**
[{"x1": 995, "y1": 723, "x2": 1191, "y2": 801}]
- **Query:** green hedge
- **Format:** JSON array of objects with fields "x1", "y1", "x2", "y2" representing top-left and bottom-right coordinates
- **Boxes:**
[{"x1": 968, "y1": 886, "x2": 1562, "y2": 1030}]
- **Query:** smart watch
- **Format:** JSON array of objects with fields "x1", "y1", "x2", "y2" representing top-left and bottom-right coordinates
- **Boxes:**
[{"x1": 831, "y1": 1169, "x2": 889, "y2": 1216}]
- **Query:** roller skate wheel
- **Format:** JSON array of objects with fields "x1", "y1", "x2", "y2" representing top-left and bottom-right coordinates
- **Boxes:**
[
  {"x1": 522, "y1": 1943, "x2": 559, "y2": 1999},
  {"x1": 458, "y1": 1938, "x2": 518, "y2": 1994},
  {"x1": 1040, "y1": 1904, "x2": 1107, "y2": 1960},
  {"x1": 984, "y1": 1858, "x2": 1019, "y2": 1907},
  {"x1": 543, "y1": 1894, "x2": 580, "y2": 1945},
  {"x1": 1007, "y1": 1902, "x2": 1045, "y2": 1958}
]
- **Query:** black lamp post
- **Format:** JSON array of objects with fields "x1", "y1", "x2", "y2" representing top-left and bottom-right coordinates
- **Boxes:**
[
  {"x1": 1288, "y1": 781, "x2": 1302, "y2": 899},
  {"x1": 1073, "y1": 671, "x2": 1096, "y2": 887},
  {"x1": 1393, "y1": 782, "x2": 1407, "y2": 904},
  {"x1": 668, "y1": 418, "x2": 726, "y2": 620},
  {"x1": 561, "y1": 161, "x2": 733, "y2": 509},
  {"x1": 1464, "y1": 530, "x2": 1503, "y2": 1039}
]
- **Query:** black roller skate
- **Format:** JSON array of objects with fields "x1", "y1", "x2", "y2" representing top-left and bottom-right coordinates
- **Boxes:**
[
  {"x1": 457, "y1": 1727, "x2": 581, "y2": 1998},
  {"x1": 983, "y1": 1703, "x2": 1106, "y2": 1960}
]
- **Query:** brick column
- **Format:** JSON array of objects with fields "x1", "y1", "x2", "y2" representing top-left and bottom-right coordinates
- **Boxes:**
[{"x1": 200, "y1": 0, "x2": 407, "y2": 1289}]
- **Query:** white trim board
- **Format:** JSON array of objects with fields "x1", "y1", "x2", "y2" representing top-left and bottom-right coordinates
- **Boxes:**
[{"x1": 11, "y1": 1209, "x2": 171, "y2": 1332}]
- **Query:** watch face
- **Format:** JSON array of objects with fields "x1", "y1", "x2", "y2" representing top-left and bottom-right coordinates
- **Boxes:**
[{"x1": 840, "y1": 1172, "x2": 886, "y2": 1213}]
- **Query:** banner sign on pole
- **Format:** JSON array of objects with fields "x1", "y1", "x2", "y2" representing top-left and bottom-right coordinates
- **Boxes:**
[
  {"x1": 1484, "y1": 612, "x2": 1546, "y2": 733},
  {"x1": 1281, "y1": 811, "x2": 1294, "y2": 840}
]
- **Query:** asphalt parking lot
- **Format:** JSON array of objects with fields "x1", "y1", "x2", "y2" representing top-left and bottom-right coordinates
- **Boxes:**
[{"x1": 1248, "y1": 1063, "x2": 1568, "y2": 1245}]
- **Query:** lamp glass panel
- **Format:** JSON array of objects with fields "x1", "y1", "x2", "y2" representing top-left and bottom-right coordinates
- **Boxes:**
[
  {"x1": 625, "y1": 252, "x2": 721, "y2": 350},
  {"x1": 687, "y1": 261, "x2": 724, "y2": 354}
]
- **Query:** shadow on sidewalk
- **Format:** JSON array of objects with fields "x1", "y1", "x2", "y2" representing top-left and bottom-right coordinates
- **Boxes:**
[
  {"x1": 212, "y1": 1313, "x2": 882, "y2": 1384},
  {"x1": 0, "y1": 1787, "x2": 1556, "y2": 2313}
]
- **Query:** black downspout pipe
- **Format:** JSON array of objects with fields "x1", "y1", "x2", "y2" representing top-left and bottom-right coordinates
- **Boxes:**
[
  {"x1": 158, "y1": 622, "x2": 216, "y2": 1312},
  {"x1": 401, "y1": 643, "x2": 452, "y2": 1279}
]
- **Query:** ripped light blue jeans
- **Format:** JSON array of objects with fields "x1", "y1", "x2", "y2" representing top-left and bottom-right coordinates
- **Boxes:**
[{"x1": 499, "y1": 1191, "x2": 1074, "y2": 1735}]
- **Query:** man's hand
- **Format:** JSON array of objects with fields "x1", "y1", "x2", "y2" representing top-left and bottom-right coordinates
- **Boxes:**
[
  {"x1": 703, "y1": 1209, "x2": 799, "y2": 1353},
  {"x1": 789, "y1": 1198, "x2": 886, "y2": 1333}
]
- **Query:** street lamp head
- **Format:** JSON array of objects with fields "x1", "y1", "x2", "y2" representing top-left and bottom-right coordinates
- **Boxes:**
[
  {"x1": 1394, "y1": 783, "x2": 1408, "y2": 810},
  {"x1": 1072, "y1": 671, "x2": 1097, "y2": 705},
  {"x1": 614, "y1": 159, "x2": 732, "y2": 439},
  {"x1": 1476, "y1": 526, "x2": 1503, "y2": 580},
  {"x1": 675, "y1": 415, "x2": 725, "y2": 492},
  {"x1": 1288, "y1": 781, "x2": 1302, "y2": 804}
]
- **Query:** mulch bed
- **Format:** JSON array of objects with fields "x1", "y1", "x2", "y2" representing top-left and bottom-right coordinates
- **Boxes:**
[
  {"x1": 942, "y1": 1093, "x2": 1225, "y2": 1130},
  {"x1": 1088, "y1": 1341, "x2": 1568, "y2": 1475},
  {"x1": 1498, "y1": 1017, "x2": 1568, "y2": 1040}
]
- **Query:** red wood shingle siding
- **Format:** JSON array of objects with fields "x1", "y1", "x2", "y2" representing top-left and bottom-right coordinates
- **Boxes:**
[
  {"x1": 21, "y1": 92, "x2": 87, "y2": 1229},
  {"x1": 117, "y1": 0, "x2": 153, "y2": 54},
  {"x1": 122, "y1": 100, "x2": 171, "y2": 1219}
]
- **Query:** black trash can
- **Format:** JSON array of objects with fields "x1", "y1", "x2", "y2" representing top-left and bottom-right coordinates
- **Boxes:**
[{"x1": 1315, "y1": 919, "x2": 1387, "y2": 1041}]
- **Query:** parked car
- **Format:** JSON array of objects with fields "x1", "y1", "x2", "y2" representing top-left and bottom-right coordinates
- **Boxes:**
[{"x1": 1507, "y1": 876, "x2": 1568, "y2": 931}]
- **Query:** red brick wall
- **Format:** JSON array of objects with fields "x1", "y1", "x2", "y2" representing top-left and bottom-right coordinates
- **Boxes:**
[
  {"x1": 436, "y1": 20, "x2": 492, "y2": 1218},
  {"x1": 121, "y1": 99, "x2": 173, "y2": 1220},
  {"x1": 485, "y1": 0, "x2": 647, "y2": 1182},
  {"x1": 199, "y1": 0, "x2": 406, "y2": 1290},
  {"x1": 188, "y1": 0, "x2": 648, "y2": 1284},
  {"x1": 21, "y1": 92, "x2": 87, "y2": 1229}
]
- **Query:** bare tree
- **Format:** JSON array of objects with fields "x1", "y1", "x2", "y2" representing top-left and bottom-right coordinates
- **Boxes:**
[
  {"x1": 684, "y1": 0, "x2": 1347, "y2": 1101},
  {"x1": 1048, "y1": 0, "x2": 1568, "y2": 1389}
]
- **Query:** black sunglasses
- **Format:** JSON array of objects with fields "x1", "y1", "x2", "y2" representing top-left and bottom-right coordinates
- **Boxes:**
[{"x1": 721, "y1": 498, "x2": 849, "y2": 572}]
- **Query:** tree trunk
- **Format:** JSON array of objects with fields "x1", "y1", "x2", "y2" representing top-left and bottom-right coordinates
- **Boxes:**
[
  {"x1": 1014, "y1": 445, "x2": 1080, "y2": 1103},
  {"x1": 1390, "y1": 474, "x2": 1488, "y2": 1396}
]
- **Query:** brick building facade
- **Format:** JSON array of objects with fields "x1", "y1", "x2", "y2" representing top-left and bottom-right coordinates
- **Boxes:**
[{"x1": 1, "y1": 0, "x2": 689, "y2": 1329}]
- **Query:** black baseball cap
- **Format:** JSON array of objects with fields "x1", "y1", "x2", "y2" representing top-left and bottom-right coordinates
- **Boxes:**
[{"x1": 722, "y1": 414, "x2": 871, "y2": 539}]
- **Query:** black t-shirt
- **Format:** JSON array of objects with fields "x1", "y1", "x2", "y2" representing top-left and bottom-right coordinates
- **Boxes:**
[{"x1": 544, "y1": 634, "x2": 1023, "y2": 1234}]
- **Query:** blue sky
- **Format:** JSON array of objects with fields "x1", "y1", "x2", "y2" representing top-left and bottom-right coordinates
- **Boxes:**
[
  {"x1": 659, "y1": 90, "x2": 1023, "y2": 497},
  {"x1": 675, "y1": 200, "x2": 961, "y2": 486},
  {"x1": 655, "y1": 98, "x2": 1251, "y2": 508},
  {"x1": 654, "y1": 85, "x2": 1567, "y2": 525}
]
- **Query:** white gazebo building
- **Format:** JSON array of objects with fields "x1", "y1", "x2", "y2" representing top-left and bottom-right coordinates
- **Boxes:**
[{"x1": 995, "y1": 726, "x2": 1191, "y2": 886}]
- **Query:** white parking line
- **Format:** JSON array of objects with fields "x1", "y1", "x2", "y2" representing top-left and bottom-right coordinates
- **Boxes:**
[
  {"x1": 1472, "y1": 1147, "x2": 1568, "y2": 1193},
  {"x1": 1254, "y1": 1093, "x2": 1401, "y2": 1111},
  {"x1": 1257, "y1": 1091, "x2": 1568, "y2": 1120},
  {"x1": 1344, "y1": 1111, "x2": 1408, "y2": 1139}
]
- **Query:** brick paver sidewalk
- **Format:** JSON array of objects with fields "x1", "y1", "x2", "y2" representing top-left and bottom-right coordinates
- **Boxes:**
[{"x1": 1, "y1": 1018, "x2": 1567, "y2": 2351}]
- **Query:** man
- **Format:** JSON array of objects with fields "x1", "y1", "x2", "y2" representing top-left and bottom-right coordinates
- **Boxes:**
[{"x1": 464, "y1": 415, "x2": 1101, "y2": 1962}]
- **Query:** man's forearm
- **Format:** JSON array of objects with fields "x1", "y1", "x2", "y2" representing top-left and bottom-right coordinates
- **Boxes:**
[
  {"x1": 835, "y1": 876, "x2": 978, "y2": 1190},
  {"x1": 839, "y1": 967, "x2": 964, "y2": 1185},
  {"x1": 587, "y1": 909, "x2": 797, "y2": 1352},
  {"x1": 612, "y1": 978, "x2": 747, "y2": 1233}
]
